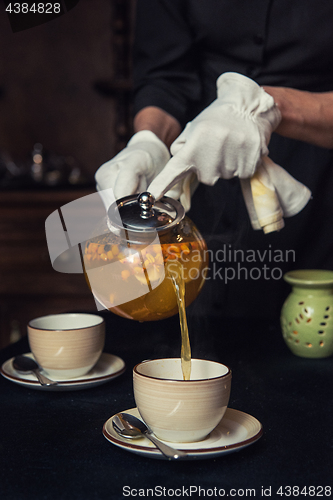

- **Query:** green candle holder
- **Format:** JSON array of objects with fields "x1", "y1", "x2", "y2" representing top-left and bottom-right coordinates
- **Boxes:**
[{"x1": 281, "y1": 270, "x2": 333, "y2": 358}]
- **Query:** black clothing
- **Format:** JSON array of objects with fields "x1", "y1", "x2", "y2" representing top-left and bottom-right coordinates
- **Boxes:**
[
  {"x1": 133, "y1": 0, "x2": 333, "y2": 126},
  {"x1": 132, "y1": 0, "x2": 333, "y2": 319}
]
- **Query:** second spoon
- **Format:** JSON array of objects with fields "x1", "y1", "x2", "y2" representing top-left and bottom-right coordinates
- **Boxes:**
[
  {"x1": 112, "y1": 412, "x2": 187, "y2": 460},
  {"x1": 13, "y1": 355, "x2": 58, "y2": 386}
]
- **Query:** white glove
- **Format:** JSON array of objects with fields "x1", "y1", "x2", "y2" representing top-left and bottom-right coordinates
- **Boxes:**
[
  {"x1": 95, "y1": 129, "x2": 194, "y2": 210},
  {"x1": 95, "y1": 130, "x2": 170, "y2": 200},
  {"x1": 148, "y1": 72, "x2": 281, "y2": 201}
]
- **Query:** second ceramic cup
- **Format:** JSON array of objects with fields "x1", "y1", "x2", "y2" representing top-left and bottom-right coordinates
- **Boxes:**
[
  {"x1": 133, "y1": 358, "x2": 231, "y2": 443},
  {"x1": 27, "y1": 313, "x2": 105, "y2": 379}
]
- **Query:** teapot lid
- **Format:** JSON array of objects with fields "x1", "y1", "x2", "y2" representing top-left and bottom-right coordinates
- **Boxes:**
[{"x1": 107, "y1": 192, "x2": 185, "y2": 234}]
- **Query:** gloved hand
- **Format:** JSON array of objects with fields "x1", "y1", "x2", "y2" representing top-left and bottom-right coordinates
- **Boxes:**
[
  {"x1": 95, "y1": 130, "x2": 170, "y2": 200},
  {"x1": 148, "y1": 72, "x2": 281, "y2": 202}
]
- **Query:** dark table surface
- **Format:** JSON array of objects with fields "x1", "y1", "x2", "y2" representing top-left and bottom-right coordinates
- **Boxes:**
[{"x1": 0, "y1": 310, "x2": 332, "y2": 500}]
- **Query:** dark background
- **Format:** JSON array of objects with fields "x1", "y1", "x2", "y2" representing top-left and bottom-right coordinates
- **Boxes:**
[
  {"x1": 0, "y1": 1, "x2": 135, "y2": 348},
  {"x1": 0, "y1": 4, "x2": 332, "y2": 497},
  {"x1": 0, "y1": 0, "x2": 133, "y2": 179}
]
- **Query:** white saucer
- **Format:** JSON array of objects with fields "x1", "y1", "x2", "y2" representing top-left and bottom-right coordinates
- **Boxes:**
[
  {"x1": 103, "y1": 407, "x2": 263, "y2": 460},
  {"x1": 0, "y1": 352, "x2": 125, "y2": 391}
]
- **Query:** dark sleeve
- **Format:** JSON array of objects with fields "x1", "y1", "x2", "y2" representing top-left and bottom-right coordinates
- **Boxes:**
[{"x1": 133, "y1": 0, "x2": 202, "y2": 127}]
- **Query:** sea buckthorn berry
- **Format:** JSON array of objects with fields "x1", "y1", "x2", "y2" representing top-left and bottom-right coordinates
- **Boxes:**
[
  {"x1": 89, "y1": 243, "x2": 98, "y2": 253},
  {"x1": 111, "y1": 245, "x2": 119, "y2": 256},
  {"x1": 155, "y1": 253, "x2": 163, "y2": 265},
  {"x1": 166, "y1": 245, "x2": 179, "y2": 260},
  {"x1": 169, "y1": 245, "x2": 179, "y2": 253},
  {"x1": 145, "y1": 253, "x2": 155, "y2": 264},
  {"x1": 121, "y1": 270, "x2": 130, "y2": 281}
]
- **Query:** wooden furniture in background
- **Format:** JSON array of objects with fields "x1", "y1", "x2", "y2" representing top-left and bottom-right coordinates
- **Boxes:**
[
  {"x1": 94, "y1": 0, "x2": 135, "y2": 152},
  {"x1": 0, "y1": 189, "x2": 97, "y2": 349},
  {"x1": 0, "y1": 0, "x2": 137, "y2": 348}
]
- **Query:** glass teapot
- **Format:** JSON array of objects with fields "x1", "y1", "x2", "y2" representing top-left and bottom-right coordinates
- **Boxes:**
[{"x1": 83, "y1": 192, "x2": 208, "y2": 321}]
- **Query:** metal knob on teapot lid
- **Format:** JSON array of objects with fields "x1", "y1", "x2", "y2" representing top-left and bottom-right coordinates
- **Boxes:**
[{"x1": 107, "y1": 192, "x2": 185, "y2": 234}]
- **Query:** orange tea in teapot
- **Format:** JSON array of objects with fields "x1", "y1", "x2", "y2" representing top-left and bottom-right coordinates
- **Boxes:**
[
  {"x1": 83, "y1": 217, "x2": 207, "y2": 322},
  {"x1": 83, "y1": 193, "x2": 208, "y2": 379}
]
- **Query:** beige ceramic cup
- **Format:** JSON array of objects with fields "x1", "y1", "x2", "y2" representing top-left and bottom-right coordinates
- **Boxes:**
[
  {"x1": 133, "y1": 358, "x2": 231, "y2": 443},
  {"x1": 27, "y1": 313, "x2": 105, "y2": 379}
]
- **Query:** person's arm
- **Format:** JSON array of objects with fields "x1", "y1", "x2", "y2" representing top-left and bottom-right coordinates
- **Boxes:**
[
  {"x1": 134, "y1": 90, "x2": 333, "y2": 151},
  {"x1": 263, "y1": 86, "x2": 333, "y2": 149},
  {"x1": 133, "y1": 106, "x2": 182, "y2": 149}
]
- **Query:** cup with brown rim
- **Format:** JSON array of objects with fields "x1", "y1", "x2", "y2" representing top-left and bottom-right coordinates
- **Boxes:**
[
  {"x1": 27, "y1": 313, "x2": 105, "y2": 379},
  {"x1": 133, "y1": 358, "x2": 232, "y2": 443}
]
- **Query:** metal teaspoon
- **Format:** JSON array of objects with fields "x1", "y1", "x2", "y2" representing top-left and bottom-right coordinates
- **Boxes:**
[
  {"x1": 13, "y1": 355, "x2": 58, "y2": 386},
  {"x1": 112, "y1": 412, "x2": 187, "y2": 460}
]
